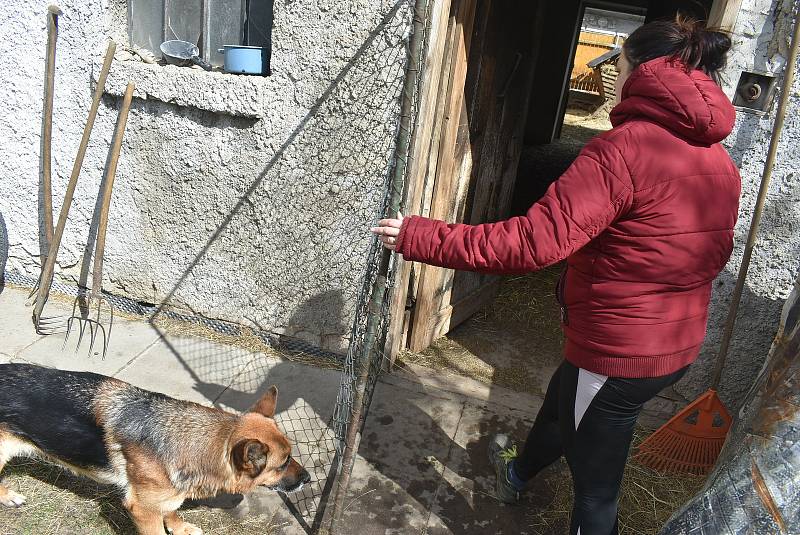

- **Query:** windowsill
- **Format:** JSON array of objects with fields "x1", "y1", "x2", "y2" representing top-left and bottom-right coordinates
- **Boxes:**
[{"x1": 96, "y1": 59, "x2": 270, "y2": 119}]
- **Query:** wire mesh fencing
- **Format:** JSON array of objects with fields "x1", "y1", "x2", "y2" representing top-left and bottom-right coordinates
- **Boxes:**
[{"x1": 326, "y1": 0, "x2": 427, "y2": 532}]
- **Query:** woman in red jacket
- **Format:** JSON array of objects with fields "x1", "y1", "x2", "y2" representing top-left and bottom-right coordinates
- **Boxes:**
[{"x1": 372, "y1": 17, "x2": 740, "y2": 535}]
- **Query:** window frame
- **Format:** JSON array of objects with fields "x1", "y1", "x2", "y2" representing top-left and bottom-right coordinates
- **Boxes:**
[{"x1": 129, "y1": 0, "x2": 256, "y2": 68}]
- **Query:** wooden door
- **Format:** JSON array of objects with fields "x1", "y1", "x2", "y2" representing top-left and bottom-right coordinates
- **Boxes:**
[
  {"x1": 385, "y1": 0, "x2": 545, "y2": 356},
  {"x1": 444, "y1": 0, "x2": 545, "y2": 344},
  {"x1": 406, "y1": 0, "x2": 479, "y2": 352}
]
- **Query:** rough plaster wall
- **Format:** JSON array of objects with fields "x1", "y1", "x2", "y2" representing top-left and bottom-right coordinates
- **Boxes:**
[
  {"x1": 677, "y1": 0, "x2": 800, "y2": 409},
  {"x1": 0, "y1": 0, "x2": 413, "y2": 352}
]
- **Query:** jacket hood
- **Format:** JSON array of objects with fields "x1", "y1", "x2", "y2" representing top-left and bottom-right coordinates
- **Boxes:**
[{"x1": 610, "y1": 57, "x2": 735, "y2": 144}]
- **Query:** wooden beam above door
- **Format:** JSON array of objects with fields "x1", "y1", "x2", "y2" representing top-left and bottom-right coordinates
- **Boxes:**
[{"x1": 708, "y1": 0, "x2": 743, "y2": 32}]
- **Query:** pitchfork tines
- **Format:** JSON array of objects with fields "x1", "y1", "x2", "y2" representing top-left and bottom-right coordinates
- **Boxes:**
[{"x1": 64, "y1": 290, "x2": 114, "y2": 358}]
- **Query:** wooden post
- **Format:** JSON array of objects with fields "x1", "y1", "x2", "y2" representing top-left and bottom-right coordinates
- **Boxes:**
[
  {"x1": 708, "y1": 0, "x2": 743, "y2": 32},
  {"x1": 383, "y1": 0, "x2": 457, "y2": 366}
]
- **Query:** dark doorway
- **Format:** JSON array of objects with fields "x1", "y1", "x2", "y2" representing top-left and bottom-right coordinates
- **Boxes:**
[{"x1": 514, "y1": 0, "x2": 716, "y2": 215}]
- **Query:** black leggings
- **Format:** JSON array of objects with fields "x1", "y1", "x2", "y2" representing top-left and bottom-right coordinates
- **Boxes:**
[{"x1": 513, "y1": 360, "x2": 688, "y2": 535}]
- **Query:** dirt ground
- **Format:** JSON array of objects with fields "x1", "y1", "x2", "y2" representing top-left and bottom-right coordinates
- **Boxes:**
[
  {"x1": 395, "y1": 264, "x2": 706, "y2": 534},
  {"x1": 0, "y1": 459, "x2": 282, "y2": 535}
]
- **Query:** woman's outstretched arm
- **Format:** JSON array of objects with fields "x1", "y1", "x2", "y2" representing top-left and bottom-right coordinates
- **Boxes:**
[{"x1": 372, "y1": 136, "x2": 634, "y2": 274}]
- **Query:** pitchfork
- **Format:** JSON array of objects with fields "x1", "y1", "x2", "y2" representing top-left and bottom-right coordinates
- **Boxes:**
[
  {"x1": 64, "y1": 82, "x2": 135, "y2": 358},
  {"x1": 30, "y1": 41, "x2": 116, "y2": 335}
]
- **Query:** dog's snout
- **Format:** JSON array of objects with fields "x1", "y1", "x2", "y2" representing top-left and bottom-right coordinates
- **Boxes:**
[{"x1": 300, "y1": 468, "x2": 311, "y2": 485}]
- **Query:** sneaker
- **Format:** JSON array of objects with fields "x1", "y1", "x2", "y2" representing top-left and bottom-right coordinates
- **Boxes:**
[{"x1": 488, "y1": 434, "x2": 522, "y2": 504}]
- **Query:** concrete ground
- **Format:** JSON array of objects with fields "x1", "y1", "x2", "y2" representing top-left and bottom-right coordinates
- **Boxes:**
[{"x1": 0, "y1": 285, "x2": 563, "y2": 534}]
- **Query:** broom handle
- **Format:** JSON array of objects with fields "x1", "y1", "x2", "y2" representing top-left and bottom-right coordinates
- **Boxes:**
[{"x1": 712, "y1": 14, "x2": 800, "y2": 390}]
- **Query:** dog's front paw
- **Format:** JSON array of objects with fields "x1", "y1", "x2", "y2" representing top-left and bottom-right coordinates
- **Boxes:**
[
  {"x1": 0, "y1": 489, "x2": 27, "y2": 508},
  {"x1": 168, "y1": 522, "x2": 203, "y2": 535}
]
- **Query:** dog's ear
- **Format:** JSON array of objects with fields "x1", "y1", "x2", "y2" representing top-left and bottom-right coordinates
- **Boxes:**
[
  {"x1": 250, "y1": 385, "x2": 278, "y2": 418},
  {"x1": 232, "y1": 439, "x2": 268, "y2": 478}
]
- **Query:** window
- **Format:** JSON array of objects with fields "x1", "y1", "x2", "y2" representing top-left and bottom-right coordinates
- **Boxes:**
[{"x1": 128, "y1": 0, "x2": 273, "y2": 70}]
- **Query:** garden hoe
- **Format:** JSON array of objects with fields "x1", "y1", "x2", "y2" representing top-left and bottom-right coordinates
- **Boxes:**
[{"x1": 64, "y1": 82, "x2": 135, "y2": 358}]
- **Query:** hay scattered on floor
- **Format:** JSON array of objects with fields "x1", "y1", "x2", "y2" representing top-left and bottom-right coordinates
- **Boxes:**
[
  {"x1": 528, "y1": 428, "x2": 706, "y2": 534},
  {"x1": 471, "y1": 266, "x2": 563, "y2": 337},
  {"x1": 397, "y1": 266, "x2": 564, "y2": 396},
  {"x1": 398, "y1": 268, "x2": 704, "y2": 532},
  {"x1": 0, "y1": 459, "x2": 281, "y2": 535}
]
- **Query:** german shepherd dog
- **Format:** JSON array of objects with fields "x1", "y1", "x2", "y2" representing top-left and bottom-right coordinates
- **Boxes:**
[{"x1": 0, "y1": 363, "x2": 310, "y2": 535}]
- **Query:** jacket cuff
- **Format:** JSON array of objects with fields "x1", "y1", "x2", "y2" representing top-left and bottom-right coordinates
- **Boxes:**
[{"x1": 395, "y1": 215, "x2": 415, "y2": 258}]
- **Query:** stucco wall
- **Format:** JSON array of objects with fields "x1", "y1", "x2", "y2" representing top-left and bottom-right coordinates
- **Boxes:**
[
  {"x1": 678, "y1": 0, "x2": 800, "y2": 409},
  {"x1": 0, "y1": 0, "x2": 413, "y2": 352}
]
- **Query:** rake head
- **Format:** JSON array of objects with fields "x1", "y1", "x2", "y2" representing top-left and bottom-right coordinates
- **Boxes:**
[
  {"x1": 30, "y1": 294, "x2": 71, "y2": 336},
  {"x1": 633, "y1": 389, "x2": 732, "y2": 475},
  {"x1": 33, "y1": 312, "x2": 70, "y2": 335},
  {"x1": 63, "y1": 292, "x2": 114, "y2": 359}
]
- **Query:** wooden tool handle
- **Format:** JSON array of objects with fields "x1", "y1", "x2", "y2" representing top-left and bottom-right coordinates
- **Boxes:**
[
  {"x1": 711, "y1": 10, "x2": 800, "y2": 390},
  {"x1": 91, "y1": 82, "x2": 134, "y2": 297},
  {"x1": 34, "y1": 40, "x2": 115, "y2": 320},
  {"x1": 42, "y1": 5, "x2": 60, "y2": 255}
]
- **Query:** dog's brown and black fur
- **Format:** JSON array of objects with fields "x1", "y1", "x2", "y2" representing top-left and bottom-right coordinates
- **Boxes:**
[{"x1": 0, "y1": 363, "x2": 310, "y2": 535}]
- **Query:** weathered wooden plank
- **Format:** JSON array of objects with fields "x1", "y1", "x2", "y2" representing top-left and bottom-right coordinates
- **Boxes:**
[
  {"x1": 384, "y1": 0, "x2": 455, "y2": 367},
  {"x1": 390, "y1": 0, "x2": 546, "y2": 357},
  {"x1": 493, "y1": 0, "x2": 547, "y2": 227},
  {"x1": 708, "y1": 0, "x2": 743, "y2": 32},
  {"x1": 426, "y1": 278, "x2": 501, "y2": 343},
  {"x1": 408, "y1": 0, "x2": 478, "y2": 352}
]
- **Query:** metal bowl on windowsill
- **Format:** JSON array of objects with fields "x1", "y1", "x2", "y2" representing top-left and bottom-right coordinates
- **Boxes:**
[{"x1": 218, "y1": 45, "x2": 270, "y2": 75}]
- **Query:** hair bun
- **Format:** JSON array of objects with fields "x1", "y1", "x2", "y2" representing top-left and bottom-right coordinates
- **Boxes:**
[
  {"x1": 676, "y1": 15, "x2": 731, "y2": 79},
  {"x1": 623, "y1": 16, "x2": 732, "y2": 84},
  {"x1": 698, "y1": 28, "x2": 732, "y2": 72}
]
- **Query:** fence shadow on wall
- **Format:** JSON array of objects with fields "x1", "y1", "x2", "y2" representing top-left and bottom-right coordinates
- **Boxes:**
[
  {"x1": 177, "y1": 291, "x2": 348, "y2": 533},
  {"x1": 0, "y1": 211, "x2": 8, "y2": 293},
  {"x1": 147, "y1": 0, "x2": 411, "y2": 327}
]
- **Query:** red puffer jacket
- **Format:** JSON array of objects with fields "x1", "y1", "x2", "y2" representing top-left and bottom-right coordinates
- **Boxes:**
[{"x1": 396, "y1": 57, "x2": 741, "y2": 378}]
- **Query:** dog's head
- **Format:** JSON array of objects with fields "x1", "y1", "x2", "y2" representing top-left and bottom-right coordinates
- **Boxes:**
[{"x1": 229, "y1": 386, "x2": 311, "y2": 494}]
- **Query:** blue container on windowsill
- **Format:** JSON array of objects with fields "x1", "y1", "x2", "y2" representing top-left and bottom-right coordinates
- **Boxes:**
[{"x1": 218, "y1": 45, "x2": 270, "y2": 75}]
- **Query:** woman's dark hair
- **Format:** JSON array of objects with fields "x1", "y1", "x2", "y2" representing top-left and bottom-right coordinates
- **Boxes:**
[{"x1": 623, "y1": 16, "x2": 731, "y2": 83}]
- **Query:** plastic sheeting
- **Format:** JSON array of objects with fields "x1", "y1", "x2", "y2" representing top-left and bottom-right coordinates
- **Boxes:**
[{"x1": 661, "y1": 274, "x2": 800, "y2": 534}]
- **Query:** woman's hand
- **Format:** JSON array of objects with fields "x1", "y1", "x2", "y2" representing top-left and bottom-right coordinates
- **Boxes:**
[{"x1": 370, "y1": 213, "x2": 404, "y2": 251}]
